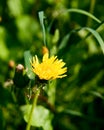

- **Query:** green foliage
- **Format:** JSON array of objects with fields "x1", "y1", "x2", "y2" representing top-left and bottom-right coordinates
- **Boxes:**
[
  {"x1": 24, "y1": 50, "x2": 35, "y2": 80},
  {"x1": 39, "y1": 11, "x2": 47, "y2": 46},
  {"x1": 0, "y1": 0, "x2": 104, "y2": 130},
  {"x1": 0, "y1": 27, "x2": 9, "y2": 61},
  {"x1": 21, "y1": 105, "x2": 53, "y2": 130},
  {"x1": 82, "y1": 27, "x2": 104, "y2": 53}
]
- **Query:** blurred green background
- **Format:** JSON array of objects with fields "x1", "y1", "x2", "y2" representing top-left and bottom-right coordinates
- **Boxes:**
[{"x1": 0, "y1": 0, "x2": 104, "y2": 130}]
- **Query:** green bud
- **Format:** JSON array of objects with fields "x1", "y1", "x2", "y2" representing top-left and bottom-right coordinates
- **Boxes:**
[{"x1": 13, "y1": 64, "x2": 30, "y2": 88}]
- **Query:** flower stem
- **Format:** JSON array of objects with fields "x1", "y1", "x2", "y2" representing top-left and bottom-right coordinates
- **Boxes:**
[{"x1": 26, "y1": 88, "x2": 40, "y2": 130}]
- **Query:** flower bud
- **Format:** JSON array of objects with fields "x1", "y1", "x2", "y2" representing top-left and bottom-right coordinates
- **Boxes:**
[
  {"x1": 42, "y1": 46, "x2": 49, "y2": 55},
  {"x1": 16, "y1": 64, "x2": 24, "y2": 73},
  {"x1": 8, "y1": 60, "x2": 15, "y2": 69},
  {"x1": 13, "y1": 64, "x2": 29, "y2": 88}
]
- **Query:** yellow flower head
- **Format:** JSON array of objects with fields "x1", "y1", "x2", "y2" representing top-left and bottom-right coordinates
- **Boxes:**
[{"x1": 31, "y1": 53, "x2": 67, "y2": 80}]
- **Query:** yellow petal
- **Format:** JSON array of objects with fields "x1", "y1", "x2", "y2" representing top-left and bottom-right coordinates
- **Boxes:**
[
  {"x1": 43, "y1": 53, "x2": 49, "y2": 62},
  {"x1": 31, "y1": 52, "x2": 67, "y2": 80}
]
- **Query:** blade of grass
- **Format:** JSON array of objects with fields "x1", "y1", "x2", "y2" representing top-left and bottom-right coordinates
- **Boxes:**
[
  {"x1": 58, "y1": 26, "x2": 104, "y2": 54},
  {"x1": 58, "y1": 33, "x2": 71, "y2": 50},
  {"x1": 38, "y1": 11, "x2": 47, "y2": 46},
  {"x1": 89, "y1": 91, "x2": 104, "y2": 100},
  {"x1": 49, "y1": 8, "x2": 101, "y2": 32},
  {"x1": 82, "y1": 27, "x2": 104, "y2": 53},
  {"x1": 63, "y1": 109, "x2": 104, "y2": 124},
  {"x1": 58, "y1": 29, "x2": 80, "y2": 50},
  {"x1": 59, "y1": 8, "x2": 101, "y2": 24}
]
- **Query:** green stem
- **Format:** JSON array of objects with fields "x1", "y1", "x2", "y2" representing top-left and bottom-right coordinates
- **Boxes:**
[{"x1": 26, "y1": 88, "x2": 40, "y2": 130}]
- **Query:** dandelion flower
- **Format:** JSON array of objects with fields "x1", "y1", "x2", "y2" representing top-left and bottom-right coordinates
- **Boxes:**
[{"x1": 31, "y1": 53, "x2": 67, "y2": 80}]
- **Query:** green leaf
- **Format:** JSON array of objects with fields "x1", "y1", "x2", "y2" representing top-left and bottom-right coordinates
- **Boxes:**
[
  {"x1": 58, "y1": 27, "x2": 104, "y2": 54},
  {"x1": 58, "y1": 33, "x2": 71, "y2": 50},
  {"x1": 64, "y1": 109, "x2": 83, "y2": 117},
  {"x1": 60, "y1": 8, "x2": 101, "y2": 23},
  {"x1": 24, "y1": 50, "x2": 35, "y2": 79},
  {"x1": 63, "y1": 109, "x2": 104, "y2": 123},
  {"x1": 82, "y1": 27, "x2": 104, "y2": 53},
  {"x1": 38, "y1": 11, "x2": 46, "y2": 46},
  {"x1": 89, "y1": 91, "x2": 104, "y2": 100},
  {"x1": 21, "y1": 105, "x2": 53, "y2": 130}
]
